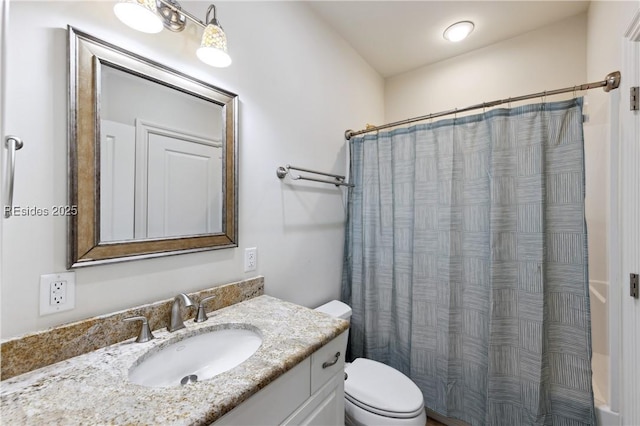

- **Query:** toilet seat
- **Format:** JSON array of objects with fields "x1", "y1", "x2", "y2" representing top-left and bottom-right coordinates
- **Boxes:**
[{"x1": 344, "y1": 358, "x2": 425, "y2": 419}]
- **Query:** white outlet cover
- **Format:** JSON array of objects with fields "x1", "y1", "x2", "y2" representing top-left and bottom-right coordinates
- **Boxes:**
[
  {"x1": 40, "y1": 272, "x2": 76, "y2": 316},
  {"x1": 244, "y1": 247, "x2": 257, "y2": 272}
]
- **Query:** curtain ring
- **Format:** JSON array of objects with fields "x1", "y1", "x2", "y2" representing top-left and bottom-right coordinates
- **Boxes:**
[
  {"x1": 365, "y1": 123, "x2": 379, "y2": 136},
  {"x1": 483, "y1": 102, "x2": 486, "y2": 114},
  {"x1": 573, "y1": 85, "x2": 577, "y2": 99},
  {"x1": 508, "y1": 97, "x2": 512, "y2": 109}
]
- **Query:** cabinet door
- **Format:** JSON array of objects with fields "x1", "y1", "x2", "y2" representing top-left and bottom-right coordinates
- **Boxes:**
[
  {"x1": 283, "y1": 372, "x2": 345, "y2": 426},
  {"x1": 213, "y1": 359, "x2": 310, "y2": 426},
  {"x1": 311, "y1": 331, "x2": 348, "y2": 393}
]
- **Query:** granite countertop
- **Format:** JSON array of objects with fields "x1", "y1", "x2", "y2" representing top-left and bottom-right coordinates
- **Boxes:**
[{"x1": 0, "y1": 295, "x2": 349, "y2": 425}]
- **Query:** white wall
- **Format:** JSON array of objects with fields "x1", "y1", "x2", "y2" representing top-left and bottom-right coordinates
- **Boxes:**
[
  {"x1": 0, "y1": 0, "x2": 8, "y2": 337},
  {"x1": 586, "y1": 2, "x2": 640, "y2": 423},
  {"x1": 385, "y1": 13, "x2": 587, "y2": 124},
  {"x1": 0, "y1": 1, "x2": 384, "y2": 339},
  {"x1": 584, "y1": 1, "x2": 638, "y2": 289}
]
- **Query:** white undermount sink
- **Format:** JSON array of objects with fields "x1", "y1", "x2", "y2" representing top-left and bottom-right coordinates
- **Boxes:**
[{"x1": 128, "y1": 324, "x2": 263, "y2": 388}]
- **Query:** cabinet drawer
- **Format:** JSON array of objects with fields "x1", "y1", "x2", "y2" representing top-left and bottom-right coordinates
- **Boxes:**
[{"x1": 310, "y1": 331, "x2": 348, "y2": 393}]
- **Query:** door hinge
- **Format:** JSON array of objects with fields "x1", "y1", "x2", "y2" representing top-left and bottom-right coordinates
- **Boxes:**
[
  {"x1": 631, "y1": 273, "x2": 639, "y2": 298},
  {"x1": 631, "y1": 87, "x2": 639, "y2": 111}
]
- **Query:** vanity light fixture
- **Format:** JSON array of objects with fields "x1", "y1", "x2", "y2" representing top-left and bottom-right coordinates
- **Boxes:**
[
  {"x1": 197, "y1": 5, "x2": 232, "y2": 68},
  {"x1": 113, "y1": 0, "x2": 232, "y2": 67},
  {"x1": 113, "y1": 0, "x2": 164, "y2": 34},
  {"x1": 443, "y1": 21, "x2": 475, "y2": 42}
]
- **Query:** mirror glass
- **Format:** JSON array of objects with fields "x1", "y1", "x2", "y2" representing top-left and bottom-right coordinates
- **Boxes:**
[
  {"x1": 68, "y1": 27, "x2": 238, "y2": 267},
  {"x1": 99, "y1": 64, "x2": 223, "y2": 242}
]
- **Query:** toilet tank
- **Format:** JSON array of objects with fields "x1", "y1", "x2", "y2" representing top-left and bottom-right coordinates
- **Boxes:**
[{"x1": 315, "y1": 300, "x2": 352, "y2": 321}]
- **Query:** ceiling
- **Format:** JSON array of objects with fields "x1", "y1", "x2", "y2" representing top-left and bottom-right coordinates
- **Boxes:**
[{"x1": 306, "y1": 1, "x2": 590, "y2": 78}]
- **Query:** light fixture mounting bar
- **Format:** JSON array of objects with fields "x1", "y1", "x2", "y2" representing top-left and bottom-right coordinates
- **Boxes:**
[{"x1": 157, "y1": 0, "x2": 206, "y2": 29}]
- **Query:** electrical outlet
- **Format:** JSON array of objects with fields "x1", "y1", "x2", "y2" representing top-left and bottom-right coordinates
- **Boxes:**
[
  {"x1": 50, "y1": 281, "x2": 67, "y2": 305},
  {"x1": 40, "y1": 272, "x2": 76, "y2": 315},
  {"x1": 244, "y1": 247, "x2": 257, "y2": 272}
]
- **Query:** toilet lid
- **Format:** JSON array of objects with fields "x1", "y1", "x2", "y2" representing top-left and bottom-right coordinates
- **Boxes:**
[{"x1": 344, "y1": 358, "x2": 424, "y2": 418}]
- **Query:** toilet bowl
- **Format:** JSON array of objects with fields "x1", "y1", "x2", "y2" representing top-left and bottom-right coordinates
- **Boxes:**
[{"x1": 315, "y1": 300, "x2": 427, "y2": 426}]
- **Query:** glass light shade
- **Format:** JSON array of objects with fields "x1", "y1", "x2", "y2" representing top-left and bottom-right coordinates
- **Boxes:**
[
  {"x1": 114, "y1": 0, "x2": 163, "y2": 34},
  {"x1": 443, "y1": 21, "x2": 475, "y2": 42},
  {"x1": 196, "y1": 23, "x2": 232, "y2": 68}
]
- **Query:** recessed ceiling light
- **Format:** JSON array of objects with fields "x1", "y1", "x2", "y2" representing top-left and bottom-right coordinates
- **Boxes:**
[{"x1": 443, "y1": 21, "x2": 475, "y2": 42}]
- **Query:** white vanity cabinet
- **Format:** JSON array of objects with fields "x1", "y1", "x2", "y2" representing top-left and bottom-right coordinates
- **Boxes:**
[{"x1": 214, "y1": 331, "x2": 348, "y2": 425}]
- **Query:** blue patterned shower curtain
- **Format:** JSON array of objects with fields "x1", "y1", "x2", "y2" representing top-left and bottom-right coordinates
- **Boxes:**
[{"x1": 342, "y1": 98, "x2": 595, "y2": 426}]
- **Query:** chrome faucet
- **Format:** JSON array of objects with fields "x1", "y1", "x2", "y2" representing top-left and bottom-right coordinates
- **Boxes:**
[{"x1": 168, "y1": 293, "x2": 195, "y2": 332}]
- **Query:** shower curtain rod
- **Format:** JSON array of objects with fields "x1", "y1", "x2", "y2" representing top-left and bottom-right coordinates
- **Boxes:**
[{"x1": 344, "y1": 71, "x2": 621, "y2": 140}]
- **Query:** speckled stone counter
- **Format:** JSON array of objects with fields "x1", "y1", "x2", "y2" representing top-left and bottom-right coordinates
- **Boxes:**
[
  {"x1": 0, "y1": 295, "x2": 349, "y2": 425},
  {"x1": 1, "y1": 277, "x2": 264, "y2": 381}
]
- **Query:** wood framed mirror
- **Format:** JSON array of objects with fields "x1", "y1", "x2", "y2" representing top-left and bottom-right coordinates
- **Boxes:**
[{"x1": 68, "y1": 27, "x2": 238, "y2": 268}]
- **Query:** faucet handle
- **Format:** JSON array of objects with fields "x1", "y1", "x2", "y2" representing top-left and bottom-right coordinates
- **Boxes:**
[
  {"x1": 123, "y1": 316, "x2": 155, "y2": 343},
  {"x1": 195, "y1": 295, "x2": 216, "y2": 323}
]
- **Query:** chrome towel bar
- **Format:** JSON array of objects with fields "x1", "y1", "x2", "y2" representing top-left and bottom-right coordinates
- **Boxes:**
[
  {"x1": 276, "y1": 164, "x2": 354, "y2": 188},
  {"x1": 4, "y1": 135, "x2": 24, "y2": 218}
]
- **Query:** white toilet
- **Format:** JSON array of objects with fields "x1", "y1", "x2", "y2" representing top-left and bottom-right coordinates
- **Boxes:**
[{"x1": 315, "y1": 300, "x2": 427, "y2": 426}]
